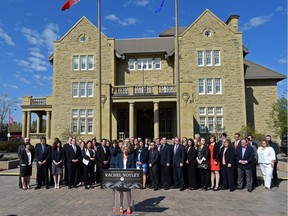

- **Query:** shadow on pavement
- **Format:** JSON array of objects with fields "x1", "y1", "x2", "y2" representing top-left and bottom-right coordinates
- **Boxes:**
[{"x1": 134, "y1": 196, "x2": 167, "y2": 213}]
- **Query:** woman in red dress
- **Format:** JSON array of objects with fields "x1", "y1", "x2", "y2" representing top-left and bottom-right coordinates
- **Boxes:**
[{"x1": 209, "y1": 135, "x2": 221, "y2": 191}]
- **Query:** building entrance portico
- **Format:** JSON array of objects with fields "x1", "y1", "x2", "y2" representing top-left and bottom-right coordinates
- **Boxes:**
[{"x1": 114, "y1": 101, "x2": 176, "y2": 140}]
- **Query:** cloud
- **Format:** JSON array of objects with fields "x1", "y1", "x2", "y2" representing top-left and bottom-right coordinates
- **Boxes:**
[
  {"x1": 0, "y1": 26, "x2": 15, "y2": 46},
  {"x1": 33, "y1": 74, "x2": 53, "y2": 86},
  {"x1": 124, "y1": 0, "x2": 150, "y2": 7},
  {"x1": 16, "y1": 47, "x2": 49, "y2": 72},
  {"x1": 14, "y1": 73, "x2": 31, "y2": 84},
  {"x1": 240, "y1": 15, "x2": 271, "y2": 31},
  {"x1": 20, "y1": 23, "x2": 59, "y2": 52},
  {"x1": 3, "y1": 83, "x2": 18, "y2": 89},
  {"x1": 278, "y1": 57, "x2": 287, "y2": 64},
  {"x1": 105, "y1": 14, "x2": 136, "y2": 26}
]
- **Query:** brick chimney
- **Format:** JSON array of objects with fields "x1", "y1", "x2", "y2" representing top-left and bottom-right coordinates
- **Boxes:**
[{"x1": 226, "y1": 15, "x2": 240, "y2": 32}]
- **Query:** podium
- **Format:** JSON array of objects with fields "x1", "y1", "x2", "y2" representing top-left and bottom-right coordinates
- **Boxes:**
[{"x1": 102, "y1": 169, "x2": 143, "y2": 215}]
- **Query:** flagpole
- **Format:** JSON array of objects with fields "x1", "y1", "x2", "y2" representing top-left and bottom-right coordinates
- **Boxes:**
[
  {"x1": 97, "y1": 0, "x2": 102, "y2": 139},
  {"x1": 175, "y1": 0, "x2": 181, "y2": 137}
]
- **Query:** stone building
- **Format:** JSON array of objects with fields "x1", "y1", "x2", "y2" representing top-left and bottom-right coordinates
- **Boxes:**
[{"x1": 21, "y1": 9, "x2": 285, "y2": 143}]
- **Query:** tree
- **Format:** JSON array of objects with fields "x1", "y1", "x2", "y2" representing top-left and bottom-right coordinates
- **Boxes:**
[
  {"x1": 239, "y1": 124, "x2": 265, "y2": 141},
  {"x1": 0, "y1": 93, "x2": 18, "y2": 131},
  {"x1": 269, "y1": 93, "x2": 287, "y2": 137}
]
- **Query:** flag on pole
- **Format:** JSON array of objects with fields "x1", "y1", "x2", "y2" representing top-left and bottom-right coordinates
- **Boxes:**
[
  {"x1": 62, "y1": 0, "x2": 80, "y2": 11},
  {"x1": 9, "y1": 116, "x2": 14, "y2": 125},
  {"x1": 155, "y1": 0, "x2": 165, "y2": 13}
]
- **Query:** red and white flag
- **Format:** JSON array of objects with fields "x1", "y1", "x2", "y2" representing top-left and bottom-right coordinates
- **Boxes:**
[{"x1": 62, "y1": 0, "x2": 80, "y2": 11}]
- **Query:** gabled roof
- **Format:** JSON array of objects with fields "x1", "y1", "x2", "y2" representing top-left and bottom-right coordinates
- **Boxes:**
[
  {"x1": 159, "y1": 27, "x2": 187, "y2": 37},
  {"x1": 244, "y1": 59, "x2": 286, "y2": 81},
  {"x1": 115, "y1": 37, "x2": 174, "y2": 56}
]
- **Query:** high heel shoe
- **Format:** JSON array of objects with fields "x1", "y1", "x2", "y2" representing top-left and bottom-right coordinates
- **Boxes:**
[
  {"x1": 127, "y1": 207, "x2": 131, "y2": 215},
  {"x1": 213, "y1": 186, "x2": 220, "y2": 191},
  {"x1": 119, "y1": 207, "x2": 124, "y2": 214}
]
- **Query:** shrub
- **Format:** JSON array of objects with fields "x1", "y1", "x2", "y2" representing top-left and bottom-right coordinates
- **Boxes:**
[{"x1": 0, "y1": 141, "x2": 23, "y2": 153}]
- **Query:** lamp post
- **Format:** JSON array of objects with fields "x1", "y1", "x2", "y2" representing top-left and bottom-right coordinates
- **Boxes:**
[{"x1": 7, "y1": 109, "x2": 10, "y2": 141}]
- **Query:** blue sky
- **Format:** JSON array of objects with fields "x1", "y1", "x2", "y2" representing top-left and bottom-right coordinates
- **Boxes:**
[{"x1": 0, "y1": 0, "x2": 287, "y2": 122}]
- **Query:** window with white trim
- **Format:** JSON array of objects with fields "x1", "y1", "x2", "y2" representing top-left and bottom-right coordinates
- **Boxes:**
[
  {"x1": 214, "y1": 50, "x2": 221, "y2": 66},
  {"x1": 155, "y1": 58, "x2": 161, "y2": 70},
  {"x1": 73, "y1": 56, "x2": 79, "y2": 71},
  {"x1": 88, "y1": 55, "x2": 94, "y2": 70},
  {"x1": 197, "y1": 51, "x2": 204, "y2": 66},
  {"x1": 200, "y1": 117, "x2": 206, "y2": 133},
  {"x1": 208, "y1": 117, "x2": 214, "y2": 133},
  {"x1": 80, "y1": 82, "x2": 86, "y2": 97},
  {"x1": 128, "y1": 59, "x2": 135, "y2": 70},
  {"x1": 198, "y1": 79, "x2": 205, "y2": 95},
  {"x1": 72, "y1": 83, "x2": 78, "y2": 98},
  {"x1": 205, "y1": 50, "x2": 212, "y2": 66},
  {"x1": 71, "y1": 109, "x2": 94, "y2": 134},
  {"x1": 216, "y1": 117, "x2": 223, "y2": 129},
  {"x1": 216, "y1": 107, "x2": 223, "y2": 115},
  {"x1": 206, "y1": 78, "x2": 213, "y2": 94},
  {"x1": 137, "y1": 58, "x2": 153, "y2": 70},
  {"x1": 215, "y1": 78, "x2": 222, "y2": 94},
  {"x1": 208, "y1": 107, "x2": 214, "y2": 115},
  {"x1": 199, "y1": 107, "x2": 206, "y2": 115},
  {"x1": 87, "y1": 82, "x2": 94, "y2": 97},
  {"x1": 80, "y1": 55, "x2": 87, "y2": 70}
]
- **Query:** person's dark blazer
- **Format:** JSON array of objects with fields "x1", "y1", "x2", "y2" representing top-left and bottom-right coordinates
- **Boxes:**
[
  {"x1": 160, "y1": 143, "x2": 172, "y2": 166},
  {"x1": 115, "y1": 154, "x2": 135, "y2": 169},
  {"x1": 235, "y1": 145, "x2": 254, "y2": 169},
  {"x1": 220, "y1": 146, "x2": 235, "y2": 166},
  {"x1": 20, "y1": 149, "x2": 34, "y2": 166},
  {"x1": 18, "y1": 144, "x2": 34, "y2": 164},
  {"x1": 232, "y1": 140, "x2": 241, "y2": 150},
  {"x1": 211, "y1": 142, "x2": 221, "y2": 161},
  {"x1": 197, "y1": 145, "x2": 210, "y2": 167},
  {"x1": 66, "y1": 145, "x2": 81, "y2": 164},
  {"x1": 186, "y1": 146, "x2": 197, "y2": 164},
  {"x1": 270, "y1": 142, "x2": 279, "y2": 163},
  {"x1": 97, "y1": 145, "x2": 111, "y2": 168},
  {"x1": 148, "y1": 148, "x2": 159, "y2": 166},
  {"x1": 109, "y1": 147, "x2": 121, "y2": 168},
  {"x1": 52, "y1": 147, "x2": 65, "y2": 163},
  {"x1": 172, "y1": 144, "x2": 185, "y2": 167},
  {"x1": 35, "y1": 143, "x2": 51, "y2": 163},
  {"x1": 135, "y1": 147, "x2": 149, "y2": 164}
]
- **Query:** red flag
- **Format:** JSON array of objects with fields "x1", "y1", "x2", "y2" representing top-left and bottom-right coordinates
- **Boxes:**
[
  {"x1": 62, "y1": 0, "x2": 80, "y2": 11},
  {"x1": 9, "y1": 116, "x2": 14, "y2": 125}
]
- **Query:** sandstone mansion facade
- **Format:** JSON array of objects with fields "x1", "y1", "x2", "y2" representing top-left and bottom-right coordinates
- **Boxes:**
[{"x1": 21, "y1": 9, "x2": 285, "y2": 143}]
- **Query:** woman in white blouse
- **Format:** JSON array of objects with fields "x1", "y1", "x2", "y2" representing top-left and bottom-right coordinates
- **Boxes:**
[
  {"x1": 257, "y1": 140, "x2": 276, "y2": 190},
  {"x1": 20, "y1": 143, "x2": 34, "y2": 190}
]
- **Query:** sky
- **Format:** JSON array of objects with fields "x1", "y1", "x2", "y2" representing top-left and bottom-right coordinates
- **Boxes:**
[{"x1": 0, "y1": 0, "x2": 287, "y2": 123}]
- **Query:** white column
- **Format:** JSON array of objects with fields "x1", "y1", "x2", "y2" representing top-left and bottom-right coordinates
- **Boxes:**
[
  {"x1": 154, "y1": 102, "x2": 159, "y2": 139},
  {"x1": 22, "y1": 111, "x2": 27, "y2": 138},
  {"x1": 46, "y1": 111, "x2": 51, "y2": 139},
  {"x1": 26, "y1": 111, "x2": 31, "y2": 138},
  {"x1": 129, "y1": 102, "x2": 134, "y2": 138}
]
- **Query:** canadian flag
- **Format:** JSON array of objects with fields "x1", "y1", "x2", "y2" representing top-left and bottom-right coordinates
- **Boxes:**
[{"x1": 62, "y1": 0, "x2": 80, "y2": 11}]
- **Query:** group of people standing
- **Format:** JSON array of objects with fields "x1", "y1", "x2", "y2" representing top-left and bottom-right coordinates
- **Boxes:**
[{"x1": 17, "y1": 133, "x2": 279, "y2": 193}]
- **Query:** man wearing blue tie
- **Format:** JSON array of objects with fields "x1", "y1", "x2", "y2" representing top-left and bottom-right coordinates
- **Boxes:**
[
  {"x1": 35, "y1": 137, "x2": 51, "y2": 189},
  {"x1": 236, "y1": 138, "x2": 254, "y2": 192}
]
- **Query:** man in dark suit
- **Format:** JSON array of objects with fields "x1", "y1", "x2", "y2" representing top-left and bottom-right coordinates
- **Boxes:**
[
  {"x1": 236, "y1": 138, "x2": 254, "y2": 192},
  {"x1": 248, "y1": 135, "x2": 258, "y2": 188},
  {"x1": 148, "y1": 141, "x2": 160, "y2": 191},
  {"x1": 35, "y1": 137, "x2": 51, "y2": 189},
  {"x1": 66, "y1": 137, "x2": 81, "y2": 189},
  {"x1": 159, "y1": 137, "x2": 172, "y2": 190},
  {"x1": 96, "y1": 138, "x2": 111, "y2": 187},
  {"x1": 63, "y1": 136, "x2": 72, "y2": 186},
  {"x1": 266, "y1": 135, "x2": 279, "y2": 187},
  {"x1": 172, "y1": 137, "x2": 186, "y2": 191}
]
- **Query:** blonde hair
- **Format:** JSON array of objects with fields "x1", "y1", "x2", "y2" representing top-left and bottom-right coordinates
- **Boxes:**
[{"x1": 121, "y1": 143, "x2": 130, "y2": 153}]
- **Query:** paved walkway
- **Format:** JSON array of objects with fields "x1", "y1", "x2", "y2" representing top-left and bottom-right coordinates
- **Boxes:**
[{"x1": 0, "y1": 171, "x2": 287, "y2": 216}]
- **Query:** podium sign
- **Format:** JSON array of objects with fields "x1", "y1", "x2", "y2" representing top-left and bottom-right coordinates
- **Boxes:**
[{"x1": 102, "y1": 168, "x2": 143, "y2": 189}]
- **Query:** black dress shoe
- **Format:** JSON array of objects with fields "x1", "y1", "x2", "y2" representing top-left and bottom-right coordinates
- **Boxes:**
[
  {"x1": 154, "y1": 187, "x2": 159, "y2": 191},
  {"x1": 35, "y1": 186, "x2": 41, "y2": 190},
  {"x1": 164, "y1": 187, "x2": 169, "y2": 190},
  {"x1": 179, "y1": 187, "x2": 185, "y2": 191},
  {"x1": 85, "y1": 186, "x2": 90, "y2": 189},
  {"x1": 73, "y1": 185, "x2": 78, "y2": 188},
  {"x1": 68, "y1": 186, "x2": 72, "y2": 189},
  {"x1": 46, "y1": 186, "x2": 49, "y2": 189},
  {"x1": 248, "y1": 189, "x2": 253, "y2": 192},
  {"x1": 189, "y1": 187, "x2": 195, "y2": 190},
  {"x1": 90, "y1": 185, "x2": 94, "y2": 189}
]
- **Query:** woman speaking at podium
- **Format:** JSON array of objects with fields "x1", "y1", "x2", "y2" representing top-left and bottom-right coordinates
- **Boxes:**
[{"x1": 115, "y1": 144, "x2": 135, "y2": 214}]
